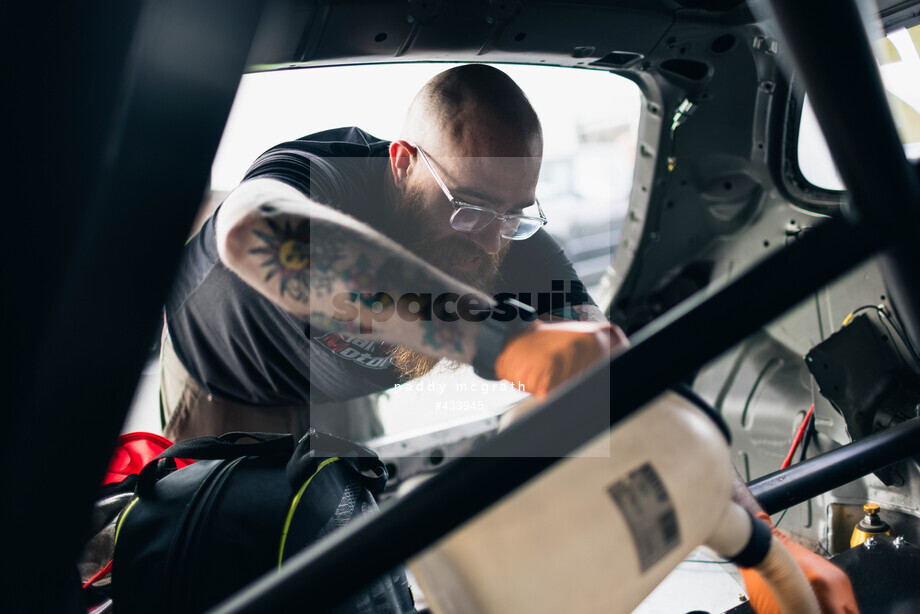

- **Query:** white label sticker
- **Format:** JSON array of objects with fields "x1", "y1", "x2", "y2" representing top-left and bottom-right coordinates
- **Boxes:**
[{"x1": 607, "y1": 463, "x2": 680, "y2": 572}]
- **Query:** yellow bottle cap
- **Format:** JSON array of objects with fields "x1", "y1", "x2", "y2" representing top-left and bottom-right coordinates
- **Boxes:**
[{"x1": 864, "y1": 503, "x2": 880, "y2": 515}]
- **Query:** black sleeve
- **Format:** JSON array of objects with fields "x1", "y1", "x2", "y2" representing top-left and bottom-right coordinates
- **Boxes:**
[
  {"x1": 239, "y1": 130, "x2": 390, "y2": 228},
  {"x1": 242, "y1": 145, "x2": 347, "y2": 207}
]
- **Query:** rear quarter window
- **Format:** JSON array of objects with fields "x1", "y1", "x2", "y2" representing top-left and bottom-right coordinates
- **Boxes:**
[{"x1": 798, "y1": 24, "x2": 920, "y2": 191}]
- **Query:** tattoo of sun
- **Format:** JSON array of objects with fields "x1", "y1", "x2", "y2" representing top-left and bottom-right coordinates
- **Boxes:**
[
  {"x1": 422, "y1": 319, "x2": 464, "y2": 354},
  {"x1": 248, "y1": 218, "x2": 345, "y2": 300}
]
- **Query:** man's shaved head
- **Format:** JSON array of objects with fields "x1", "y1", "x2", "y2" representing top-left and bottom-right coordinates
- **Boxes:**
[
  {"x1": 386, "y1": 65, "x2": 544, "y2": 381},
  {"x1": 401, "y1": 64, "x2": 543, "y2": 158}
]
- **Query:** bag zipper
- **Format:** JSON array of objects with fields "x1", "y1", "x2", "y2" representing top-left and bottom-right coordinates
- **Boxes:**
[{"x1": 167, "y1": 457, "x2": 245, "y2": 612}]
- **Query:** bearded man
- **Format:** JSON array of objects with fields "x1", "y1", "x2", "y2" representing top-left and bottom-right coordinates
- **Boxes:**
[{"x1": 159, "y1": 64, "x2": 623, "y2": 442}]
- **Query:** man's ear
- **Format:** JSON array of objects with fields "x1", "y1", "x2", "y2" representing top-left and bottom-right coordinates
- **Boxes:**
[{"x1": 389, "y1": 140, "x2": 416, "y2": 189}]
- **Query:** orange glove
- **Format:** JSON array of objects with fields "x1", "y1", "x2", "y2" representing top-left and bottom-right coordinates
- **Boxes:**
[
  {"x1": 741, "y1": 512, "x2": 859, "y2": 614},
  {"x1": 494, "y1": 321, "x2": 627, "y2": 398}
]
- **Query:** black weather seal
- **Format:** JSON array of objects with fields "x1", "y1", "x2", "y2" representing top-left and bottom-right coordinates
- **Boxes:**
[{"x1": 776, "y1": 75, "x2": 844, "y2": 215}]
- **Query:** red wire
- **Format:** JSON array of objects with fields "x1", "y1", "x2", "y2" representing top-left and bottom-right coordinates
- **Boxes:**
[
  {"x1": 781, "y1": 404, "x2": 815, "y2": 470},
  {"x1": 83, "y1": 560, "x2": 113, "y2": 589}
]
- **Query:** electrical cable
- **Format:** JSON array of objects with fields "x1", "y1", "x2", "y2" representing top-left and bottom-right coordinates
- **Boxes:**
[
  {"x1": 773, "y1": 407, "x2": 813, "y2": 530},
  {"x1": 780, "y1": 404, "x2": 815, "y2": 470},
  {"x1": 841, "y1": 304, "x2": 879, "y2": 326},
  {"x1": 773, "y1": 507, "x2": 790, "y2": 529},
  {"x1": 774, "y1": 407, "x2": 817, "y2": 531},
  {"x1": 772, "y1": 496, "x2": 833, "y2": 557},
  {"x1": 878, "y1": 305, "x2": 920, "y2": 364},
  {"x1": 875, "y1": 310, "x2": 913, "y2": 368},
  {"x1": 843, "y1": 304, "x2": 920, "y2": 366},
  {"x1": 798, "y1": 409, "x2": 816, "y2": 464}
]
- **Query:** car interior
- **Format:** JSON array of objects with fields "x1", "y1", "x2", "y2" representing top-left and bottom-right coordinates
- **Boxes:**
[{"x1": 5, "y1": 0, "x2": 920, "y2": 612}]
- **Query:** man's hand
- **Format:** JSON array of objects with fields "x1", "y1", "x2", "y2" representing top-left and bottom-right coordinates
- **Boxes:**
[
  {"x1": 741, "y1": 512, "x2": 859, "y2": 614},
  {"x1": 495, "y1": 321, "x2": 627, "y2": 398}
]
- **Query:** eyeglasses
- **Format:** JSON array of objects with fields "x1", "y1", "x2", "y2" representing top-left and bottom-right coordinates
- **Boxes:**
[{"x1": 412, "y1": 145, "x2": 547, "y2": 240}]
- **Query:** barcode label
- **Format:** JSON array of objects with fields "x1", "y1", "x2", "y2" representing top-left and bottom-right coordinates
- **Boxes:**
[{"x1": 607, "y1": 463, "x2": 681, "y2": 572}]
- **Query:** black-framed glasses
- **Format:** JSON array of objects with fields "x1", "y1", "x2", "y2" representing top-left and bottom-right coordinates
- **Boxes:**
[{"x1": 412, "y1": 145, "x2": 548, "y2": 240}]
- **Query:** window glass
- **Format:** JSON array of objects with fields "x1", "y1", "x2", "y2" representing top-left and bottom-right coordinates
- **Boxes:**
[
  {"x1": 798, "y1": 23, "x2": 920, "y2": 191},
  {"x1": 209, "y1": 63, "x2": 640, "y2": 435}
]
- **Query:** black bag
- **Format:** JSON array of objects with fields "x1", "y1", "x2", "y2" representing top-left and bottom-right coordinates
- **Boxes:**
[{"x1": 111, "y1": 430, "x2": 416, "y2": 613}]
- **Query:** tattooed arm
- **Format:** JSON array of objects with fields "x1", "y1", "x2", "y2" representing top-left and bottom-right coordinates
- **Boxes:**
[{"x1": 216, "y1": 178, "x2": 484, "y2": 363}]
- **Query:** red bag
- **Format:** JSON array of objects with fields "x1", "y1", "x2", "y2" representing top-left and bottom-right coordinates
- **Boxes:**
[{"x1": 102, "y1": 432, "x2": 193, "y2": 485}]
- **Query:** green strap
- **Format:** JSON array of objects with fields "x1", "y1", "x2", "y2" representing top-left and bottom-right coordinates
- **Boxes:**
[{"x1": 277, "y1": 457, "x2": 341, "y2": 570}]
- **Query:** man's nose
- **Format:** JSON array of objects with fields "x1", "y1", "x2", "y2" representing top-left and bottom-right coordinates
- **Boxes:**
[{"x1": 468, "y1": 219, "x2": 506, "y2": 254}]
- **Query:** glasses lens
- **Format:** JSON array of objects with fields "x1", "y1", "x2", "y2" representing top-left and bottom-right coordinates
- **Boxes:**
[
  {"x1": 503, "y1": 217, "x2": 542, "y2": 239},
  {"x1": 451, "y1": 206, "x2": 494, "y2": 232}
]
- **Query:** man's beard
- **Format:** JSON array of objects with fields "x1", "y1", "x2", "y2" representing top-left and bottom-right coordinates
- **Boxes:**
[{"x1": 385, "y1": 184, "x2": 510, "y2": 382}]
